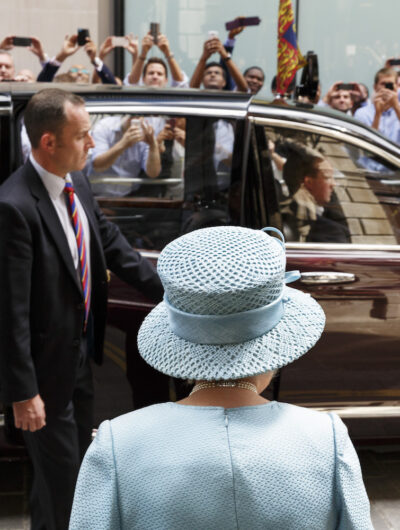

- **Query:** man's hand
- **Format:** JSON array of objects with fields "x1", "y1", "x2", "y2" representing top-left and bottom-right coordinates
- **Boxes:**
[
  {"x1": 202, "y1": 37, "x2": 220, "y2": 60},
  {"x1": 125, "y1": 35, "x2": 138, "y2": 59},
  {"x1": 13, "y1": 394, "x2": 46, "y2": 432},
  {"x1": 349, "y1": 82, "x2": 365, "y2": 104},
  {"x1": 157, "y1": 124, "x2": 174, "y2": 143},
  {"x1": 99, "y1": 36, "x2": 115, "y2": 60},
  {"x1": 56, "y1": 34, "x2": 79, "y2": 63},
  {"x1": 28, "y1": 37, "x2": 46, "y2": 63},
  {"x1": 174, "y1": 127, "x2": 186, "y2": 147},
  {"x1": 84, "y1": 38, "x2": 97, "y2": 62},
  {"x1": 384, "y1": 57, "x2": 400, "y2": 69},
  {"x1": 141, "y1": 33, "x2": 154, "y2": 56},
  {"x1": 120, "y1": 121, "x2": 144, "y2": 149},
  {"x1": 0, "y1": 35, "x2": 15, "y2": 50},
  {"x1": 323, "y1": 81, "x2": 343, "y2": 104},
  {"x1": 142, "y1": 120, "x2": 156, "y2": 146},
  {"x1": 374, "y1": 88, "x2": 398, "y2": 114},
  {"x1": 228, "y1": 18, "x2": 246, "y2": 40},
  {"x1": 156, "y1": 34, "x2": 171, "y2": 57}
]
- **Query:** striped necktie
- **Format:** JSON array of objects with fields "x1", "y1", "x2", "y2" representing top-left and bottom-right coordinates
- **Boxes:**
[{"x1": 64, "y1": 181, "x2": 91, "y2": 330}]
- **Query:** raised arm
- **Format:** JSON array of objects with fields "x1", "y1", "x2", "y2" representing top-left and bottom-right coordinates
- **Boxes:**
[
  {"x1": 156, "y1": 34, "x2": 183, "y2": 83},
  {"x1": 189, "y1": 39, "x2": 215, "y2": 88},
  {"x1": 215, "y1": 39, "x2": 248, "y2": 92},
  {"x1": 93, "y1": 120, "x2": 144, "y2": 172},
  {"x1": 128, "y1": 33, "x2": 153, "y2": 85}
]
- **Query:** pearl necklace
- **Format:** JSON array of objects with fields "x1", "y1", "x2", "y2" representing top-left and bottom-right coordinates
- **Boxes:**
[{"x1": 190, "y1": 381, "x2": 258, "y2": 396}]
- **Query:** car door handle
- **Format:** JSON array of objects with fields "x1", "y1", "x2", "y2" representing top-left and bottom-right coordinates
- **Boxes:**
[
  {"x1": 299, "y1": 272, "x2": 356, "y2": 285},
  {"x1": 380, "y1": 180, "x2": 400, "y2": 185}
]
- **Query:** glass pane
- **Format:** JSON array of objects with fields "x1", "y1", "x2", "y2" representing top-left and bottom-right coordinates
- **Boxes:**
[
  {"x1": 86, "y1": 113, "x2": 239, "y2": 251},
  {"x1": 124, "y1": 0, "x2": 288, "y2": 98},
  {"x1": 264, "y1": 125, "x2": 400, "y2": 244},
  {"x1": 298, "y1": 0, "x2": 400, "y2": 95}
]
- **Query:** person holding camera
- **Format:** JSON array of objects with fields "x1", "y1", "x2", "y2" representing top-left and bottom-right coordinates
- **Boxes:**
[
  {"x1": 0, "y1": 34, "x2": 46, "y2": 81},
  {"x1": 88, "y1": 115, "x2": 161, "y2": 197},
  {"x1": 354, "y1": 68, "x2": 400, "y2": 144},
  {"x1": 126, "y1": 30, "x2": 188, "y2": 88},
  {"x1": 321, "y1": 82, "x2": 353, "y2": 113},
  {"x1": 190, "y1": 35, "x2": 248, "y2": 92}
]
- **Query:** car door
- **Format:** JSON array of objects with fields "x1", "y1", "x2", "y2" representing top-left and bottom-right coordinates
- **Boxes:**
[
  {"x1": 83, "y1": 92, "x2": 249, "y2": 416},
  {"x1": 248, "y1": 104, "x2": 400, "y2": 441}
]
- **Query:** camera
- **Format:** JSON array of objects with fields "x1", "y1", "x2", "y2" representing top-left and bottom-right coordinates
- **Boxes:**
[
  {"x1": 12, "y1": 37, "x2": 32, "y2": 47},
  {"x1": 337, "y1": 83, "x2": 356, "y2": 91},
  {"x1": 295, "y1": 51, "x2": 319, "y2": 101},
  {"x1": 77, "y1": 29, "x2": 90, "y2": 46},
  {"x1": 385, "y1": 82, "x2": 395, "y2": 90},
  {"x1": 150, "y1": 23, "x2": 160, "y2": 44}
]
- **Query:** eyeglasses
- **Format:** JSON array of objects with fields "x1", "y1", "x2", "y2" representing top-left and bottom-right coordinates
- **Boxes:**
[{"x1": 69, "y1": 68, "x2": 90, "y2": 74}]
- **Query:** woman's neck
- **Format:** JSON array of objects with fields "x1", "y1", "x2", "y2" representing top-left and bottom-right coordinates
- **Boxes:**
[{"x1": 177, "y1": 375, "x2": 273, "y2": 407}]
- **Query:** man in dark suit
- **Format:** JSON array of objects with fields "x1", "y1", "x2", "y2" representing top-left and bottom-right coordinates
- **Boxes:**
[{"x1": 0, "y1": 88, "x2": 163, "y2": 529}]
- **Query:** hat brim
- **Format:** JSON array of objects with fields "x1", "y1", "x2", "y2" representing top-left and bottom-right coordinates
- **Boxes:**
[{"x1": 138, "y1": 286, "x2": 325, "y2": 381}]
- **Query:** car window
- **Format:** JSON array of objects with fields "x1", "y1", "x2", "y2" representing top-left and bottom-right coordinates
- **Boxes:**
[
  {"x1": 262, "y1": 125, "x2": 400, "y2": 245},
  {"x1": 85, "y1": 113, "x2": 240, "y2": 251}
]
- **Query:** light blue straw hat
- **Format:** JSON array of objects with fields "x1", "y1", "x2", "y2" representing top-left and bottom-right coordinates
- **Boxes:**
[{"x1": 138, "y1": 226, "x2": 325, "y2": 380}]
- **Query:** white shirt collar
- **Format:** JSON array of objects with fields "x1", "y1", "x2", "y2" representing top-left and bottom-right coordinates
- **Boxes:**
[{"x1": 29, "y1": 153, "x2": 72, "y2": 201}]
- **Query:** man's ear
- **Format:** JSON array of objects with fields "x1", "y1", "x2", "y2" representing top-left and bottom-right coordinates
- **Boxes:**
[
  {"x1": 39, "y1": 132, "x2": 57, "y2": 154},
  {"x1": 303, "y1": 175, "x2": 313, "y2": 191}
]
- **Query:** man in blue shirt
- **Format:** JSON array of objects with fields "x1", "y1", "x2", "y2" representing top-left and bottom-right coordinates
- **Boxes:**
[{"x1": 354, "y1": 68, "x2": 400, "y2": 144}]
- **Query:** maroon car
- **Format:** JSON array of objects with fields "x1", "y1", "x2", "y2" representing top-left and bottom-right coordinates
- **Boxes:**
[{"x1": 1, "y1": 84, "x2": 400, "y2": 444}]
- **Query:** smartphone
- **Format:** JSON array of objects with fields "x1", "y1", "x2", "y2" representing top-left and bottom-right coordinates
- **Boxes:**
[
  {"x1": 12, "y1": 37, "x2": 32, "y2": 47},
  {"x1": 208, "y1": 30, "x2": 219, "y2": 39},
  {"x1": 130, "y1": 118, "x2": 142, "y2": 128},
  {"x1": 337, "y1": 83, "x2": 355, "y2": 91},
  {"x1": 112, "y1": 36, "x2": 127, "y2": 47},
  {"x1": 389, "y1": 59, "x2": 400, "y2": 66},
  {"x1": 77, "y1": 28, "x2": 90, "y2": 46},
  {"x1": 150, "y1": 22, "x2": 160, "y2": 44},
  {"x1": 225, "y1": 16, "x2": 261, "y2": 31},
  {"x1": 385, "y1": 82, "x2": 395, "y2": 90}
]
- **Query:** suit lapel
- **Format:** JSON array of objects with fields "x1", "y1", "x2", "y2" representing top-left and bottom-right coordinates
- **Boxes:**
[{"x1": 26, "y1": 162, "x2": 82, "y2": 294}]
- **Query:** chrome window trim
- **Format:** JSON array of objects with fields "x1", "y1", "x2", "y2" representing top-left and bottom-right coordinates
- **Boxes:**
[
  {"x1": 311, "y1": 404, "x2": 400, "y2": 419},
  {"x1": 286, "y1": 242, "x2": 400, "y2": 252},
  {"x1": 86, "y1": 104, "x2": 247, "y2": 119},
  {"x1": 139, "y1": 245, "x2": 400, "y2": 259},
  {"x1": 248, "y1": 116, "x2": 400, "y2": 168},
  {"x1": 249, "y1": 104, "x2": 400, "y2": 156}
]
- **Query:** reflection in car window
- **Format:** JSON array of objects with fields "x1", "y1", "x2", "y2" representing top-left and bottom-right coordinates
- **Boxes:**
[
  {"x1": 84, "y1": 113, "x2": 238, "y2": 251},
  {"x1": 264, "y1": 126, "x2": 400, "y2": 245}
]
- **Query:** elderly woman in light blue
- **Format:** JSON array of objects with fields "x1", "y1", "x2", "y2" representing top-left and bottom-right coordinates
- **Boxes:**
[{"x1": 69, "y1": 226, "x2": 372, "y2": 530}]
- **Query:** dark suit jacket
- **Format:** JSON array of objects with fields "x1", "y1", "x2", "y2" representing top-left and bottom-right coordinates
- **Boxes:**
[{"x1": 0, "y1": 160, "x2": 162, "y2": 412}]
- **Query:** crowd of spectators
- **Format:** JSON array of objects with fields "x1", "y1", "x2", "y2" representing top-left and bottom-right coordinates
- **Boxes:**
[{"x1": 2, "y1": 22, "x2": 400, "y2": 148}]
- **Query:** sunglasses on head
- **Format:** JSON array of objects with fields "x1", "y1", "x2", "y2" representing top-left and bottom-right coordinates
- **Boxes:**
[{"x1": 69, "y1": 68, "x2": 90, "y2": 74}]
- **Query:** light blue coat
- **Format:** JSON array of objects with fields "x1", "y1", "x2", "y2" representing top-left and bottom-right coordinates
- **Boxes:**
[{"x1": 70, "y1": 401, "x2": 372, "y2": 529}]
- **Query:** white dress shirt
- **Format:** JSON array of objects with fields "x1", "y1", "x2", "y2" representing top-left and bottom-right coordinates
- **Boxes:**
[{"x1": 29, "y1": 153, "x2": 91, "y2": 279}]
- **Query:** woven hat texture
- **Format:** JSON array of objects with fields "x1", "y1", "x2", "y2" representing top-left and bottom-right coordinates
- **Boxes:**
[{"x1": 138, "y1": 226, "x2": 325, "y2": 380}]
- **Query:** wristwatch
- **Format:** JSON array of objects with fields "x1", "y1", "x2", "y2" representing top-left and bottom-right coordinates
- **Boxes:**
[{"x1": 222, "y1": 53, "x2": 232, "y2": 62}]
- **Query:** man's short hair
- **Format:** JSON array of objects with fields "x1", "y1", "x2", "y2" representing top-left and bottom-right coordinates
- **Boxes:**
[
  {"x1": 0, "y1": 49, "x2": 13, "y2": 58},
  {"x1": 243, "y1": 66, "x2": 265, "y2": 80},
  {"x1": 143, "y1": 57, "x2": 168, "y2": 78},
  {"x1": 283, "y1": 142, "x2": 324, "y2": 194},
  {"x1": 204, "y1": 62, "x2": 226, "y2": 80},
  {"x1": 374, "y1": 67, "x2": 396, "y2": 85},
  {"x1": 24, "y1": 88, "x2": 85, "y2": 148}
]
